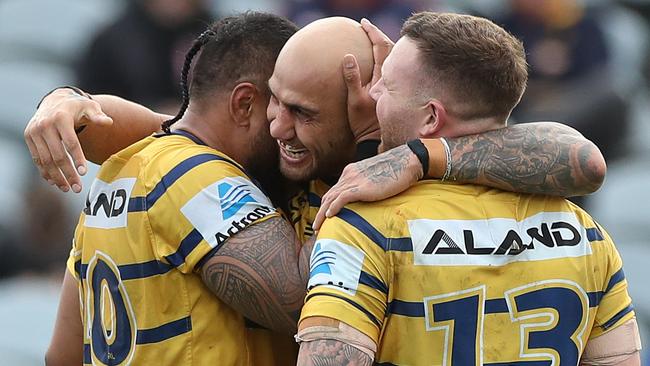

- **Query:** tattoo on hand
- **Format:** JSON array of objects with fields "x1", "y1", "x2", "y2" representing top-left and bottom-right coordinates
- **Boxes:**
[
  {"x1": 298, "y1": 339, "x2": 373, "y2": 366},
  {"x1": 357, "y1": 145, "x2": 414, "y2": 184}
]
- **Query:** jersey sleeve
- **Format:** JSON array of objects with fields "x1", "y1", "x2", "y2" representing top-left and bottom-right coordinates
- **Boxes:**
[
  {"x1": 299, "y1": 211, "x2": 390, "y2": 344},
  {"x1": 67, "y1": 218, "x2": 85, "y2": 279},
  {"x1": 589, "y1": 224, "x2": 635, "y2": 338},
  {"x1": 147, "y1": 156, "x2": 279, "y2": 274}
]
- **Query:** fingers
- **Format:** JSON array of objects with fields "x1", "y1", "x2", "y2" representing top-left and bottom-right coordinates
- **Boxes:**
[
  {"x1": 342, "y1": 54, "x2": 363, "y2": 98},
  {"x1": 43, "y1": 127, "x2": 78, "y2": 192},
  {"x1": 23, "y1": 90, "x2": 108, "y2": 192},
  {"x1": 313, "y1": 185, "x2": 359, "y2": 231},
  {"x1": 313, "y1": 205, "x2": 327, "y2": 232},
  {"x1": 24, "y1": 125, "x2": 50, "y2": 181},
  {"x1": 32, "y1": 132, "x2": 69, "y2": 191},
  {"x1": 360, "y1": 18, "x2": 394, "y2": 86},
  {"x1": 324, "y1": 191, "x2": 355, "y2": 220},
  {"x1": 314, "y1": 182, "x2": 341, "y2": 231},
  {"x1": 59, "y1": 123, "x2": 86, "y2": 178}
]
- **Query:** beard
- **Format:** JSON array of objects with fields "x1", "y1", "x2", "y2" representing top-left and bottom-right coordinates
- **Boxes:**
[{"x1": 246, "y1": 130, "x2": 287, "y2": 204}]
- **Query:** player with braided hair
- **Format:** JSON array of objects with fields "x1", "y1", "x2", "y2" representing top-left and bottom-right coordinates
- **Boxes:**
[{"x1": 46, "y1": 12, "x2": 305, "y2": 366}]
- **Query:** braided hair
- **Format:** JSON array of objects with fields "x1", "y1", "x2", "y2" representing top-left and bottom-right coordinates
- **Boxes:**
[
  {"x1": 161, "y1": 30, "x2": 214, "y2": 132},
  {"x1": 161, "y1": 12, "x2": 298, "y2": 133}
]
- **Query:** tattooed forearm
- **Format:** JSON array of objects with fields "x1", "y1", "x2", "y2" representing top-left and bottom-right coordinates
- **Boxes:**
[
  {"x1": 298, "y1": 339, "x2": 373, "y2": 366},
  {"x1": 200, "y1": 216, "x2": 306, "y2": 334},
  {"x1": 445, "y1": 122, "x2": 606, "y2": 197},
  {"x1": 357, "y1": 145, "x2": 419, "y2": 184}
]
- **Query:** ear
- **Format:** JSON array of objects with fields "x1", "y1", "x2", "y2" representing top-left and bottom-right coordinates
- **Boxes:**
[
  {"x1": 229, "y1": 82, "x2": 257, "y2": 126},
  {"x1": 419, "y1": 99, "x2": 447, "y2": 138}
]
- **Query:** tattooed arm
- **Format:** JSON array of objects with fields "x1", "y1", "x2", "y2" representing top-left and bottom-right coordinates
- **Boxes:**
[
  {"x1": 296, "y1": 317, "x2": 375, "y2": 366},
  {"x1": 439, "y1": 122, "x2": 606, "y2": 197},
  {"x1": 200, "y1": 216, "x2": 315, "y2": 334},
  {"x1": 314, "y1": 122, "x2": 606, "y2": 229},
  {"x1": 298, "y1": 339, "x2": 373, "y2": 366}
]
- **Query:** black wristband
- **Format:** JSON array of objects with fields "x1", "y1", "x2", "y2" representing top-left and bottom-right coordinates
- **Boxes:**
[
  {"x1": 36, "y1": 85, "x2": 91, "y2": 110},
  {"x1": 406, "y1": 139, "x2": 429, "y2": 179}
]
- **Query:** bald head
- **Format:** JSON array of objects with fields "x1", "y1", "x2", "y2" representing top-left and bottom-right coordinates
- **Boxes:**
[{"x1": 274, "y1": 17, "x2": 373, "y2": 108}]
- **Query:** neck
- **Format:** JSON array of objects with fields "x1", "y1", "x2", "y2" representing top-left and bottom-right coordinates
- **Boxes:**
[
  {"x1": 439, "y1": 116, "x2": 506, "y2": 138},
  {"x1": 173, "y1": 107, "x2": 241, "y2": 161}
]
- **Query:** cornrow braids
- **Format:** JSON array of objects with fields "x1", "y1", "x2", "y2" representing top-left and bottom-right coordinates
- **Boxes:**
[
  {"x1": 161, "y1": 29, "x2": 215, "y2": 133},
  {"x1": 162, "y1": 12, "x2": 298, "y2": 133}
]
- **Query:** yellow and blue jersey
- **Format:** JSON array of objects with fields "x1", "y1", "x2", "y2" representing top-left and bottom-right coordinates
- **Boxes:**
[
  {"x1": 300, "y1": 180, "x2": 635, "y2": 365},
  {"x1": 288, "y1": 179, "x2": 330, "y2": 241},
  {"x1": 67, "y1": 131, "x2": 290, "y2": 365}
]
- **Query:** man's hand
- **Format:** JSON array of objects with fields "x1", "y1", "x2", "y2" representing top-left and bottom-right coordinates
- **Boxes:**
[
  {"x1": 314, "y1": 145, "x2": 422, "y2": 230},
  {"x1": 24, "y1": 88, "x2": 113, "y2": 192},
  {"x1": 343, "y1": 19, "x2": 394, "y2": 143}
]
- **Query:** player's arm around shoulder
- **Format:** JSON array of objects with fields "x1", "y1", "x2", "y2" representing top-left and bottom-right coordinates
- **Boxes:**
[{"x1": 296, "y1": 316, "x2": 375, "y2": 366}]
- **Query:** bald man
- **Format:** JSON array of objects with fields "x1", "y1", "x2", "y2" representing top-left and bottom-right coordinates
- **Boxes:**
[
  {"x1": 30, "y1": 12, "x2": 606, "y2": 348},
  {"x1": 268, "y1": 17, "x2": 374, "y2": 184}
]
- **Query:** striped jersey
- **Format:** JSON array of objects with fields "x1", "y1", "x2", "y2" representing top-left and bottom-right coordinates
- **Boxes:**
[
  {"x1": 288, "y1": 179, "x2": 330, "y2": 241},
  {"x1": 67, "y1": 132, "x2": 289, "y2": 365},
  {"x1": 300, "y1": 180, "x2": 635, "y2": 365}
]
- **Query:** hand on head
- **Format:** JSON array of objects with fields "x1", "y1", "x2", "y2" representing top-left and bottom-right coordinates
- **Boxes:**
[{"x1": 342, "y1": 19, "x2": 394, "y2": 144}]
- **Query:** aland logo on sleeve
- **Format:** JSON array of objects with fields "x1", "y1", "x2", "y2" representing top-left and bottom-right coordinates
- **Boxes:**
[{"x1": 182, "y1": 176, "x2": 276, "y2": 248}]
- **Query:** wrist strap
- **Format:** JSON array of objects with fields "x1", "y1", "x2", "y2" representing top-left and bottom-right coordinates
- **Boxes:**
[
  {"x1": 439, "y1": 137, "x2": 453, "y2": 181},
  {"x1": 406, "y1": 139, "x2": 429, "y2": 180}
]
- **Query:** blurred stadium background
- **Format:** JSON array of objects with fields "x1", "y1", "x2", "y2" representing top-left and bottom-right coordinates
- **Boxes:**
[{"x1": 0, "y1": 0, "x2": 648, "y2": 364}]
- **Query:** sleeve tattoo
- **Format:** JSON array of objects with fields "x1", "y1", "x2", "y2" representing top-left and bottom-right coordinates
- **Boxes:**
[
  {"x1": 200, "y1": 216, "x2": 308, "y2": 334},
  {"x1": 446, "y1": 122, "x2": 605, "y2": 196},
  {"x1": 298, "y1": 339, "x2": 373, "y2": 366}
]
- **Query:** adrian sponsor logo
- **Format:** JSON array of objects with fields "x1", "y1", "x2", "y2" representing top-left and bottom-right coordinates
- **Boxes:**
[
  {"x1": 182, "y1": 176, "x2": 275, "y2": 248},
  {"x1": 84, "y1": 178, "x2": 136, "y2": 229},
  {"x1": 409, "y1": 212, "x2": 591, "y2": 266}
]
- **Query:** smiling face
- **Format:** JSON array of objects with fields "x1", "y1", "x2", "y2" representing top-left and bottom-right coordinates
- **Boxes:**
[
  {"x1": 267, "y1": 17, "x2": 373, "y2": 183},
  {"x1": 267, "y1": 66, "x2": 355, "y2": 183}
]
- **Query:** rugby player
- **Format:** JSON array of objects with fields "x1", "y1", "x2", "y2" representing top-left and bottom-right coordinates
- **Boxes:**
[
  {"x1": 297, "y1": 12, "x2": 641, "y2": 365},
  {"x1": 29, "y1": 14, "x2": 609, "y2": 365},
  {"x1": 45, "y1": 12, "x2": 307, "y2": 365}
]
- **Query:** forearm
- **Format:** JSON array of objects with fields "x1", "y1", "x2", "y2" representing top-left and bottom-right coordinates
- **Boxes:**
[
  {"x1": 424, "y1": 122, "x2": 606, "y2": 196},
  {"x1": 298, "y1": 339, "x2": 373, "y2": 366},
  {"x1": 46, "y1": 270, "x2": 83, "y2": 366},
  {"x1": 80, "y1": 94, "x2": 169, "y2": 163},
  {"x1": 296, "y1": 318, "x2": 375, "y2": 366}
]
